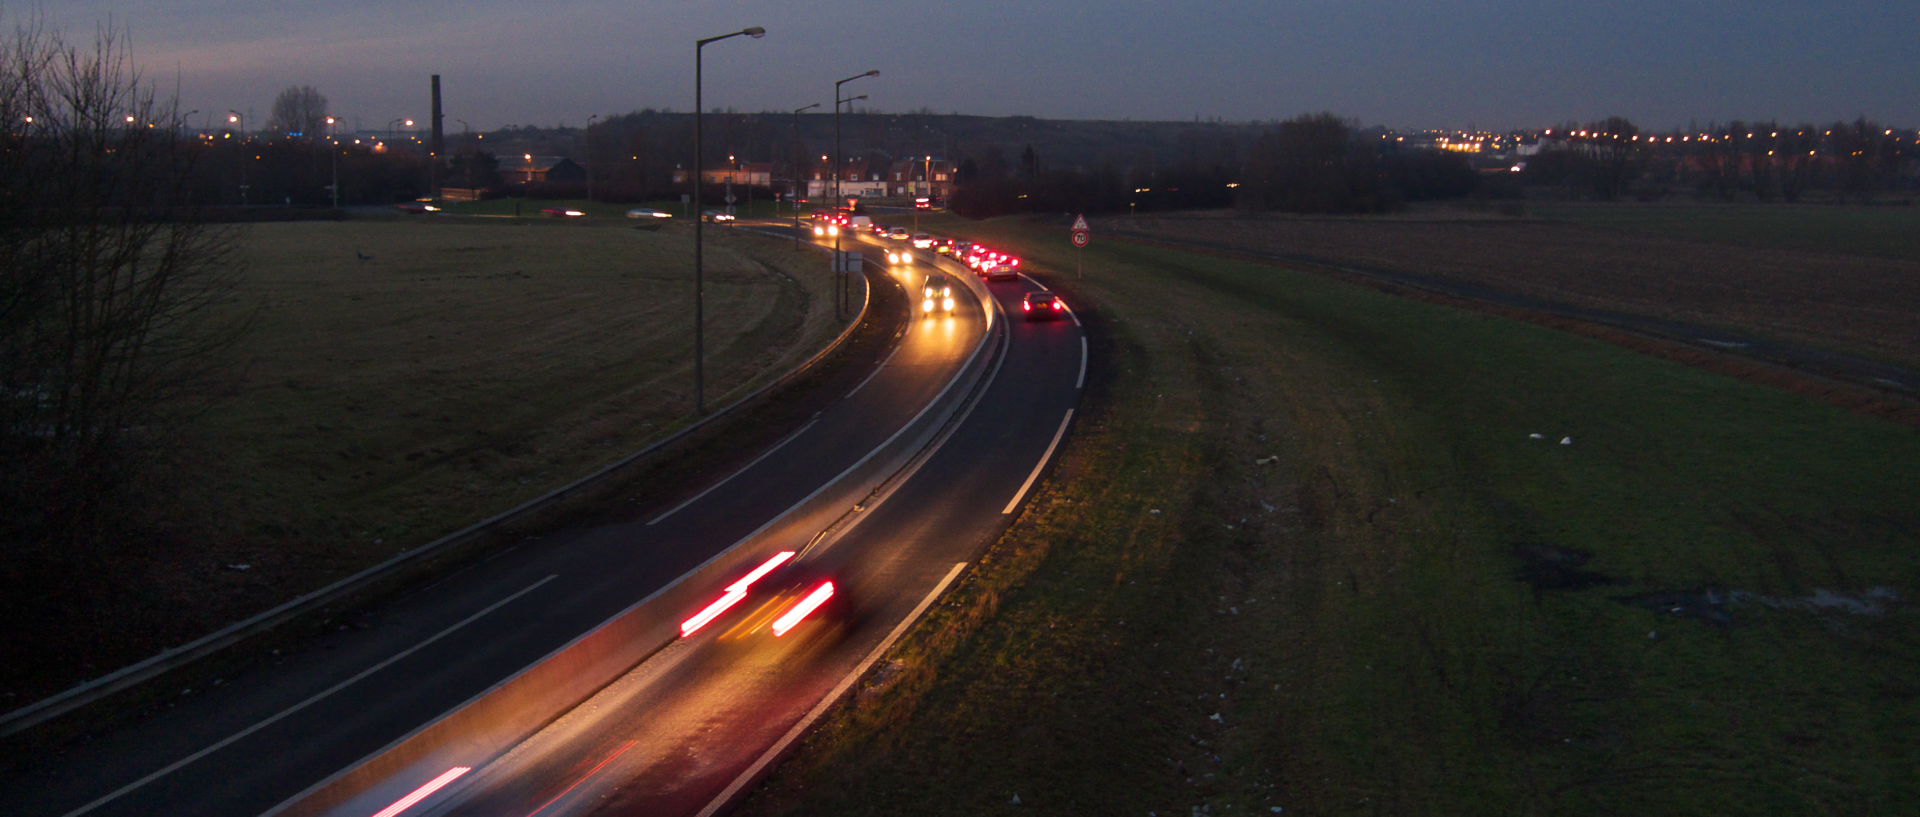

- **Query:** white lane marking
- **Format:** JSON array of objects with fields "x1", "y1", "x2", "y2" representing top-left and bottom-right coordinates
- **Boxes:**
[
  {"x1": 1003, "y1": 409, "x2": 1075, "y2": 515},
  {"x1": 1017, "y1": 272, "x2": 1046, "y2": 290},
  {"x1": 59, "y1": 575, "x2": 559, "y2": 817},
  {"x1": 695, "y1": 561, "x2": 970, "y2": 817},
  {"x1": 844, "y1": 332, "x2": 907, "y2": 400},
  {"x1": 648, "y1": 417, "x2": 821, "y2": 526},
  {"x1": 1067, "y1": 304, "x2": 1082, "y2": 327},
  {"x1": 1077, "y1": 337, "x2": 1088, "y2": 389}
]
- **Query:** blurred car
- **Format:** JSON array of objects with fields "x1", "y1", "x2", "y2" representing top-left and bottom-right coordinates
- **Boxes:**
[
  {"x1": 626, "y1": 207, "x2": 673, "y2": 220},
  {"x1": 394, "y1": 200, "x2": 441, "y2": 214},
  {"x1": 985, "y1": 262, "x2": 1020, "y2": 282},
  {"x1": 871, "y1": 222, "x2": 890, "y2": 236},
  {"x1": 703, "y1": 210, "x2": 737, "y2": 223},
  {"x1": 1022, "y1": 290, "x2": 1066, "y2": 319},
  {"x1": 910, "y1": 233, "x2": 934, "y2": 249},
  {"x1": 920, "y1": 274, "x2": 956, "y2": 314},
  {"x1": 888, "y1": 227, "x2": 910, "y2": 240},
  {"x1": 934, "y1": 238, "x2": 957, "y2": 255},
  {"x1": 542, "y1": 207, "x2": 587, "y2": 218},
  {"x1": 886, "y1": 249, "x2": 915, "y2": 265}
]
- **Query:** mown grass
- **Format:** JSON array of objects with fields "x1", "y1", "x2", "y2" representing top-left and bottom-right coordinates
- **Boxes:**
[
  {"x1": 1530, "y1": 202, "x2": 1920, "y2": 262},
  {"x1": 0, "y1": 217, "x2": 843, "y2": 701},
  {"x1": 736, "y1": 215, "x2": 1920, "y2": 816}
]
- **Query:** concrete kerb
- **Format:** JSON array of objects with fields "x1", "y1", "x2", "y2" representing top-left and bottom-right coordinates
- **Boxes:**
[
  {"x1": 263, "y1": 246, "x2": 1003, "y2": 817},
  {"x1": 0, "y1": 233, "x2": 873, "y2": 741}
]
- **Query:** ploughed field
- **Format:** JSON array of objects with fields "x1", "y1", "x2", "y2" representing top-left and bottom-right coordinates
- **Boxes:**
[{"x1": 1111, "y1": 206, "x2": 1920, "y2": 372}]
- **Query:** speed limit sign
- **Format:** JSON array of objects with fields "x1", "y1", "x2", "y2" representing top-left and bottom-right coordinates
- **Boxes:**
[{"x1": 1071, "y1": 229, "x2": 1090, "y2": 247}]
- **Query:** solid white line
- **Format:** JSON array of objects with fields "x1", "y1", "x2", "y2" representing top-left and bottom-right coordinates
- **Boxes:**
[
  {"x1": 1003, "y1": 409, "x2": 1075, "y2": 515},
  {"x1": 647, "y1": 417, "x2": 821, "y2": 526},
  {"x1": 1017, "y1": 272, "x2": 1046, "y2": 290},
  {"x1": 695, "y1": 561, "x2": 970, "y2": 817},
  {"x1": 1067, "y1": 305, "x2": 1082, "y2": 327},
  {"x1": 59, "y1": 575, "x2": 559, "y2": 817},
  {"x1": 1077, "y1": 337, "x2": 1088, "y2": 389}
]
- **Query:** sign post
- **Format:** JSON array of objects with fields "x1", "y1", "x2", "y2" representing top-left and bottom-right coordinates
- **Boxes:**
[{"x1": 1070, "y1": 214, "x2": 1090, "y2": 278}]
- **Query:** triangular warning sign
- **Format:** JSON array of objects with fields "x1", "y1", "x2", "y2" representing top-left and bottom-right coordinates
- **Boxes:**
[{"x1": 1071, "y1": 214, "x2": 1089, "y2": 231}]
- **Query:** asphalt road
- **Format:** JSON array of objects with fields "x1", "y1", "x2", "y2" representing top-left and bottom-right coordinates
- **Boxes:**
[
  {"x1": 1, "y1": 225, "x2": 1084, "y2": 817},
  {"x1": 400, "y1": 237, "x2": 1086, "y2": 817}
]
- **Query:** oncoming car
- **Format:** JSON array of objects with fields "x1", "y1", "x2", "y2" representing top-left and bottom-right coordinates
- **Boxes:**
[
  {"x1": 1022, "y1": 290, "x2": 1066, "y2": 320},
  {"x1": 542, "y1": 207, "x2": 587, "y2": 218},
  {"x1": 395, "y1": 200, "x2": 441, "y2": 214},
  {"x1": 625, "y1": 207, "x2": 672, "y2": 220},
  {"x1": 886, "y1": 249, "x2": 915, "y2": 265},
  {"x1": 910, "y1": 233, "x2": 934, "y2": 249},
  {"x1": 702, "y1": 210, "x2": 737, "y2": 223},
  {"x1": 920, "y1": 274, "x2": 956, "y2": 314}
]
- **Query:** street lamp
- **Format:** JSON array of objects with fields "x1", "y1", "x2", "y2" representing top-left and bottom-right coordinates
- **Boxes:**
[
  {"x1": 387, "y1": 118, "x2": 414, "y2": 143},
  {"x1": 693, "y1": 25, "x2": 766, "y2": 415},
  {"x1": 791, "y1": 102, "x2": 820, "y2": 249},
  {"x1": 456, "y1": 119, "x2": 473, "y2": 193},
  {"x1": 326, "y1": 115, "x2": 340, "y2": 209},
  {"x1": 228, "y1": 111, "x2": 248, "y2": 205},
  {"x1": 833, "y1": 70, "x2": 877, "y2": 320},
  {"x1": 586, "y1": 113, "x2": 598, "y2": 202}
]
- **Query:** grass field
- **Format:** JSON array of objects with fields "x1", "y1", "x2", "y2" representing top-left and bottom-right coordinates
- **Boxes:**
[
  {"x1": 435, "y1": 196, "x2": 792, "y2": 221},
  {"x1": 1530, "y1": 202, "x2": 1920, "y2": 262},
  {"x1": 2, "y1": 217, "x2": 842, "y2": 701},
  {"x1": 737, "y1": 213, "x2": 1920, "y2": 815}
]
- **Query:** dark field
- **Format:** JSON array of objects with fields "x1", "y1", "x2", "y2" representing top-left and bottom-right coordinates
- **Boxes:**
[{"x1": 3, "y1": 219, "x2": 842, "y2": 702}]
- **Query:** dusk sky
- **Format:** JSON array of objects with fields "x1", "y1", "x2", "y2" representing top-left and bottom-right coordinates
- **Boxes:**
[{"x1": 36, "y1": 0, "x2": 1920, "y2": 133}]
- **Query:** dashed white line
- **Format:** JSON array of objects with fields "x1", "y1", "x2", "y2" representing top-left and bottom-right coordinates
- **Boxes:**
[
  {"x1": 59, "y1": 574, "x2": 559, "y2": 817},
  {"x1": 647, "y1": 417, "x2": 821, "y2": 526},
  {"x1": 1003, "y1": 409, "x2": 1075, "y2": 515}
]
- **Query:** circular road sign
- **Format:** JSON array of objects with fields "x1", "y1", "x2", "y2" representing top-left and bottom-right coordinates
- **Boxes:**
[{"x1": 1071, "y1": 229, "x2": 1090, "y2": 248}]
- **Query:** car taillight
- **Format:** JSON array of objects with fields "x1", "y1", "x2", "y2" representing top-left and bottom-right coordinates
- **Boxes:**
[
  {"x1": 1022, "y1": 301, "x2": 1031, "y2": 311},
  {"x1": 1053, "y1": 301, "x2": 1063, "y2": 310}
]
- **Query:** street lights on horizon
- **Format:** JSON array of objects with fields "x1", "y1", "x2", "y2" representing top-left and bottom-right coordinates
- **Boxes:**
[
  {"x1": 228, "y1": 110, "x2": 248, "y2": 205},
  {"x1": 326, "y1": 115, "x2": 340, "y2": 209},
  {"x1": 692, "y1": 25, "x2": 766, "y2": 415}
]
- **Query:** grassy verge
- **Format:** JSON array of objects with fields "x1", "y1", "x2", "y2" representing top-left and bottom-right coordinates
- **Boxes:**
[{"x1": 736, "y1": 216, "x2": 1920, "y2": 816}]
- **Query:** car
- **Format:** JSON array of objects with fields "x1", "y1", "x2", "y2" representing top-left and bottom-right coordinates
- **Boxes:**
[
  {"x1": 985, "y1": 263, "x2": 1020, "y2": 282},
  {"x1": 1022, "y1": 290, "x2": 1066, "y2": 319},
  {"x1": 934, "y1": 238, "x2": 957, "y2": 255},
  {"x1": 394, "y1": 200, "x2": 441, "y2": 213},
  {"x1": 885, "y1": 249, "x2": 915, "y2": 265},
  {"x1": 888, "y1": 227, "x2": 910, "y2": 240},
  {"x1": 871, "y1": 222, "x2": 890, "y2": 236},
  {"x1": 703, "y1": 210, "x2": 736, "y2": 223},
  {"x1": 910, "y1": 233, "x2": 934, "y2": 249},
  {"x1": 542, "y1": 207, "x2": 587, "y2": 218},
  {"x1": 920, "y1": 274, "x2": 956, "y2": 314},
  {"x1": 626, "y1": 207, "x2": 672, "y2": 220}
]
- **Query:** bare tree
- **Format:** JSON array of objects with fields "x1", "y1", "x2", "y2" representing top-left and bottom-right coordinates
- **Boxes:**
[
  {"x1": 267, "y1": 84, "x2": 329, "y2": 139},
  {"x1": 1, "y1": 19, "x2": 245, "y2": 548}
]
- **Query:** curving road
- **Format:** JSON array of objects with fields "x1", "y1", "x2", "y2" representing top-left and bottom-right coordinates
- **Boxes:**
[{"x1": 2, "y1": 222, "x2": 1085, "y2": 817}]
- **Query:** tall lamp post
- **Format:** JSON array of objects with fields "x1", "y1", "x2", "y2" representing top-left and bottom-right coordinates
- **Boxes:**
[
  {"x1": 227, "y1": 111, "x2": 248, "y2": 205},
  {"x1": 693, "y1": 25, "x2": 767, "y2": 414},
  {"x1": 833, "y1": 70, "x2": 877, "y2": 319},
  {"x1": 326, "y1": 116, "x2": 340, "y2": 209},
  {"x1": 456, "y1": 119, "x2": 473, "y2": 193},
  {"x1": 586, "y1": 113, "x2": 598, "y2": 202},
  {"x1": 791, "y1": 102, "x2": 819, "y2": 249}
]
